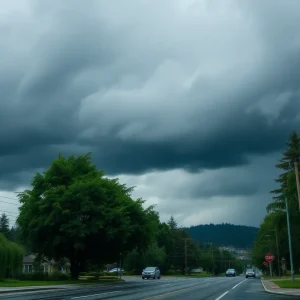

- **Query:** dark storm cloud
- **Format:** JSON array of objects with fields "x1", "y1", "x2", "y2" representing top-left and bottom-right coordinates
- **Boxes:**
[{"x1": 0, "y1": 0, "x2": 300, "y2": 190}]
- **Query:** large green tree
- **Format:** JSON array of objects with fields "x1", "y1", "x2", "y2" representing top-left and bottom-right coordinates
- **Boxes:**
[{"x1": 17, "y1": 153, "x2": 156, "y2": 279}]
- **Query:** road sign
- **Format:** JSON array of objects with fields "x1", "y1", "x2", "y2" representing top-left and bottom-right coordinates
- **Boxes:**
[
  {"x1": 263, "y1": 261, "x2": 268, "y2": 266},
  {"x1": 265, "y1": 253, "x2": 274, "y2": 263}
]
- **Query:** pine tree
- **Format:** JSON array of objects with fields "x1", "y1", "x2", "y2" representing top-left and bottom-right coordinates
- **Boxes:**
[
  {"x1": 268, "y1": 131, "x2": 300, "y2": 212},
  {"x1": 167, "y1": 216, "x2": 178, "y2": 230},
  {"x1": 0, "y1": 213, "x2": 10, "y2": 238}
]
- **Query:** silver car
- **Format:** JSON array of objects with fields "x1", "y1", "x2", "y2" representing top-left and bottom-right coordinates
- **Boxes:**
[
  {"x1": 142, "y1": 267, "x2": 161, "y2": 279},
  {"x1": 226, "y1": 268, "x2": 236, "y2": 277}
]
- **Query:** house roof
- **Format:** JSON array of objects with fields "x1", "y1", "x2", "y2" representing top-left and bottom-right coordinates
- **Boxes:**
[{"x1": 23, "y1": 256, "x2": 34, "y2": 263}]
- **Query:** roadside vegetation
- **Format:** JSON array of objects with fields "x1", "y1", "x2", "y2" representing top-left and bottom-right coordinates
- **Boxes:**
[
  {"x1": 272, "y1": 280, "x2": 300, "y2": 289},
  {"x1": 252, "y1": 131, "x2": 300, "y2": 278}
]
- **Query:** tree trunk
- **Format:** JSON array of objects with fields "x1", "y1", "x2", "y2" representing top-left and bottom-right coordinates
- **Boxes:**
[{"x1": 70, "y1": 259, "x2": 80, "y2": 280}]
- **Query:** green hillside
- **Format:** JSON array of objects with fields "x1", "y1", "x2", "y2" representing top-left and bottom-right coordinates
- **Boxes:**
[{"x1": 187, "y1": 223, "x2": 258, "y2": 249}]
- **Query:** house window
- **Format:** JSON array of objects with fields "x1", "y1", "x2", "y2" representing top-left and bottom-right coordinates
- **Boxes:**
[{"x1": 24, "y1": 264, "x2": 33, "y2": 273}]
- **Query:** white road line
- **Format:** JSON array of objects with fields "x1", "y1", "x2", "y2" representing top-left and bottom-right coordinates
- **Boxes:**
[
  {"x1": 71, "y1": 291, "x2": 122, "y2": 299},
  {"x1": 232, "y1": 279, "x2": 247, "y2": 289},
  {"x1": 215, "y1": 291, "x2": 229, "y2": 300},
  {"x1": 161, "y1": 284, "x2": 171, "y2": 287}
]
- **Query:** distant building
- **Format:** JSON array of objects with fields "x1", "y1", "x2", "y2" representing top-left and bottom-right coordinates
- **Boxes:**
[{"x1": 22, "y1": 253, "x2": 70, "y2": 274}]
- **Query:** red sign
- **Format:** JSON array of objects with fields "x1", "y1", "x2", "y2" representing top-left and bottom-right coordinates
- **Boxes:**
[
  {"x1": 265, "y1": 253, "x2": 274, "y2": 263},
  {"x1": 263, "y1": 261, "x2": 268, "y2": 266}
]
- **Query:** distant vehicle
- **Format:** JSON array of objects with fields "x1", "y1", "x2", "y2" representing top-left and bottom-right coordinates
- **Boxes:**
[
  {"x1": 142, "y1": 267, "x2": 161, "y2": 279},
  {"x1": 108, "y1": 268, "x2": 125, "y2": 273},
  {"x1": 225, "y1": 268, "x2": 236, "y2": 277},
  {"x1": 245, "y1": 268, "x2": 255, "y2": 278}
]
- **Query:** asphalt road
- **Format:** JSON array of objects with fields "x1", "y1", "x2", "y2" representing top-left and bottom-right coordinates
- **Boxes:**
[{"x1": 0, "y1": 276, "x2": 291, "y2": 300}]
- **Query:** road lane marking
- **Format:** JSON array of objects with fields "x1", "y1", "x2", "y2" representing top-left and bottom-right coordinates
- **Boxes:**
[
  {"x1": 215, "y1": 291, "x2": 229, "y2": 300},
  {"x1": 71, "y1": 291, "x2": 122, "y2": 299},
  {"x1": 232, "y1": 279, "x2": 247, "y2": 289},
  {"x1": 161, "y1": 284, "x2": 171, "y2": 286},
  {"x1": 142, "y1": 284, "x2": 207, "y2": 300}
]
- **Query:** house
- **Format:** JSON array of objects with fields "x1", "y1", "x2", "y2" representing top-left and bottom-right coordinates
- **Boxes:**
[{"x1": 22, "y1": 253, "x2": 70, "y2": 274}]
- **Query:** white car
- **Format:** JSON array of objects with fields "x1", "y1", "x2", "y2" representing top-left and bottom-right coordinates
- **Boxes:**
[
  {"x1": 245, "y1": 269, "x2": 256, "y2": 278},
  {"x1": 142, "y1": 267, "x2": 161, "y2": 279},
  {"x1": 108, "y1": 268, "x2": 125, "y2": 273}
]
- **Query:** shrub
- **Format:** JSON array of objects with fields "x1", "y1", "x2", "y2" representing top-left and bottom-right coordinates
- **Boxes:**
[
  {"x1": 86, "y1": 272, "x2": 101, "y2": 280},
  {"x1": 17, "y1": 271, "x2": 69, "y2": 281},
  {"x1": 17, "y1": 272, "x2": 49, "y2": 280},
  {"x1": 50, "y1": 271, "x2": 69, "y2": 280}
]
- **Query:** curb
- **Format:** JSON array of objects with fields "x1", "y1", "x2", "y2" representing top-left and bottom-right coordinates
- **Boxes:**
[
  {"x1": 261, "y1": 280, "x2": 299, "y2": 297},
  {"x1": 0, "y1": 287, "x2": 64, "y2": 294}
]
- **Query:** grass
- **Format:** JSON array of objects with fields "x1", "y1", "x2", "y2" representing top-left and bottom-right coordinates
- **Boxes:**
[
  {"x1": 263, "y1": 274, "x2": 300, "y2": 280},
  {"x1": 0, "y1": 278, "x2": 123, "y2": 287},
  {"x1": 272, "y1": 279, "x2": 300, "y2": 289}
]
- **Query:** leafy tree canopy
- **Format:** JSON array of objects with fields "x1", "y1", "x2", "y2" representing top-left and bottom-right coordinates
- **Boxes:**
[
  {"x1": 17, "y1": 153, "x2": 156, "y2": 279},
  {"x1": 0, "y1": 233, "x2": 23, "y2": 279}
]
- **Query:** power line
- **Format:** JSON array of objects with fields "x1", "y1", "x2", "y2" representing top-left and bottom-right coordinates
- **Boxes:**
[
  {"x1": 0, "y1": 195, "x2": 19, "y2": 202},
  {"x1": 0, "y1": 200, "x2": 18, "y2": 206},
  {"x1": 0, "y1": 210, "x2": 19, "y2": 216}
]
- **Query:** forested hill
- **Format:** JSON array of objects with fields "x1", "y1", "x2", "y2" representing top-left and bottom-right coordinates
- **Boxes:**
[{"x1": 187, "y1": 223, "x2": 258, "y2": 249}]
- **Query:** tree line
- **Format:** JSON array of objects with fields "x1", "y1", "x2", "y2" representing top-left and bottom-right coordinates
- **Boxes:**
[
  {"x1": 187, "y1": 223, "x2": 258, "y2": 249},
  {"x1": 252, "y1": 131, "x2": 300, "y2": 275},
  {"x1": 0, "y1": 153, "x2": 244, "y2": 280}
]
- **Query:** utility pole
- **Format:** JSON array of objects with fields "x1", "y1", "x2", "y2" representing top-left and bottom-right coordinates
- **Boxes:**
[
  {"x1": 211, "y1": 249, "x2": 215, "y2": 275},
  {"x1": 119, "y1": 253, "x2": 122, "y2": 279},
  {"x1": 294, "y1": 161, "x2": 300, "y2": 211},
  {"x1": 183, "y1": 238, "x2": 191, "y2": 275},
  {"x1": 184, "y1": 239, "x2": 187, "y2": 275},
  {"x1": 285, "y1": 196, "x2": 295, "y2": 282},
  {"x1": 275, "y1": 229, "x2": 280, "y2": 277}
]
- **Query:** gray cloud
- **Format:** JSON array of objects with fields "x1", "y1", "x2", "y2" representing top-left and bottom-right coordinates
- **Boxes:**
[{"x1": 0, "y1": 0, "x2": 299, "y2": 226}]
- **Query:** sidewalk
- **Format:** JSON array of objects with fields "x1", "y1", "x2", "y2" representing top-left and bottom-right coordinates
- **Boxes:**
[
  {"x1": 0, "y1": 284, "x2": 80, "y2": 294},
  {"x1": 261, "y1": 279, "x2": 300, "y2": 296}
]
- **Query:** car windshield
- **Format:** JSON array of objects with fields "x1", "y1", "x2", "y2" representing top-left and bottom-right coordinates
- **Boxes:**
[
  {"x1": 227, "y1": 269, "x2": 235, "y2": 271},
  {"x1": 144, "y1": 267, "x2": 155, "y2": 271},
  {"x1": 247, "y1": 269, "x2": 254, "y2": 272}
]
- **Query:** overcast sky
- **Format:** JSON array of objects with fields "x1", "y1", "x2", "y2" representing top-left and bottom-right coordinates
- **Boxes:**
[{"x1": 0, "y1": 0, "x2": 299, "y2": 228}]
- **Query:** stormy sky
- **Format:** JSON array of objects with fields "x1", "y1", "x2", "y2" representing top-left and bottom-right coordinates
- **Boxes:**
[{"x1": 0, "y1": 0, "x2": 299, "y2": 227}]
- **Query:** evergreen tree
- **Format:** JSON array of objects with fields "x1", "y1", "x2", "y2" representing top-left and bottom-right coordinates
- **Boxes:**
[
  {"x1": 167, "y1": 216, "x2": 178, "y2": 230},
  {"x1": 0, "y1": 213, "x2": 10, "y2": 238},
  {"x1": 268, "y1": 131, "x2": 300, "y2": 212}
]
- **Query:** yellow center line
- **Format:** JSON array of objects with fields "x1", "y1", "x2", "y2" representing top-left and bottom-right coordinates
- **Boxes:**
[{"x1": 141, "y1": 283, "x2": 208, "y2": 300}]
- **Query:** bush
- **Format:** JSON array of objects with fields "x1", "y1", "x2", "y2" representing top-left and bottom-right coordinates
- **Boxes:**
[
  {"x1": 79, "y1": 272, "x2": 86, "y2": 276},
  {"x1": 86, "y1": 272, "x2": 101, "y2": 280},
  {"x1": 17, "y1": 271, "x2": 69, "y2": 281},
  {"x1": 17, "y1": 272, "x2": 49, "y2": 280},
  {"x1": 50, "y1": 271, "x2": 69, "y2": 280}
]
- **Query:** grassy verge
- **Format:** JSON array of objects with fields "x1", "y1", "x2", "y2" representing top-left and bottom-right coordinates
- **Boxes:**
[
  {"x1": 271, "y1": 280, "x2": 300, "y2": 289},
  {"x1": 263, "y1": 275, "x2": 300, "y2": 280},
  {"x1": 0, "y1": 278, "x2": 123, "y2": 287}
]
